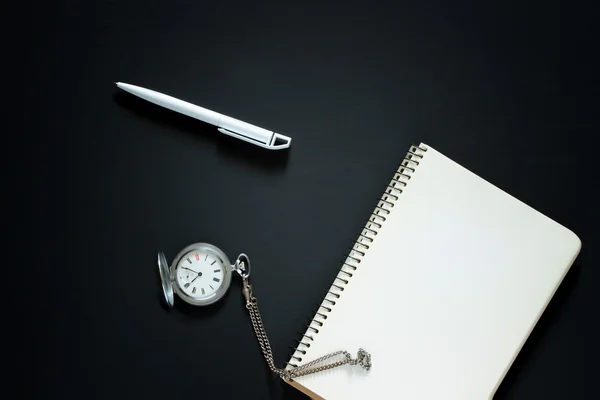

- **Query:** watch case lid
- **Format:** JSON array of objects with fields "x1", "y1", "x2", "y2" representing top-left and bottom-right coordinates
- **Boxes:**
[{"x1": 157, "y1": 252, "x2": 174, "y2": 307}]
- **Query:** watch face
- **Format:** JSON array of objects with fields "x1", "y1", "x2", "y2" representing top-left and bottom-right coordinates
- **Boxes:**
[{"x1": 171, "y1": 243, "x2": 232, "y2": 306}]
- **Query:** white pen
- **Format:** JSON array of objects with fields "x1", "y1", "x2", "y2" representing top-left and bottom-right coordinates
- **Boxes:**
[{"x1": 115, "y1": 82, "x2": 291, "y2": 150}]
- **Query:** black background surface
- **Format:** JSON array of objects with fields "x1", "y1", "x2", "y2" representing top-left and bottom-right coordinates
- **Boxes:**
[{"x1": 8, "y1": 0, "x2": 597, "y2": 399}]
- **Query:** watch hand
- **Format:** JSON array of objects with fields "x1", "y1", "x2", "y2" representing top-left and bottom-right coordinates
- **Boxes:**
[
  {"x1": 182, "y1": 267, "x2": 198, "y2": 273},
  {"x1": 191, "y1": 271, "x2": 202, "y2": 283}
]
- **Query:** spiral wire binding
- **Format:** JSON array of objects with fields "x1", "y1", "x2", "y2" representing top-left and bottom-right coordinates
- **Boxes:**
[{"x1": 286, "y1": 144, "x2": 428, "y2": 369}]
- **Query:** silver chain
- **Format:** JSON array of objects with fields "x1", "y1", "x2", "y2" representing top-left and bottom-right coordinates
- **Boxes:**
[{"x1": 241, "y1": 275, "x2": 371, "y2": 380}]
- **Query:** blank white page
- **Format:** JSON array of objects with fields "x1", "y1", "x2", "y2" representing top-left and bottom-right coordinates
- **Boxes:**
[{"x1": 289, "y1": 143, "x2": 580, "y2": 400}]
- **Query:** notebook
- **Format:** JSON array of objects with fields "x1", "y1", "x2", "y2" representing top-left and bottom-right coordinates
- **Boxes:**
[{"x1": 286, "y1": 143, "x2": 581, "y2": 400}]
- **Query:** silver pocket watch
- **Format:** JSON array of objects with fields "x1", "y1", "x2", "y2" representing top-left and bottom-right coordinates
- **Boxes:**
[
  {"x1": 157, "y1": 242, "x2": 250, "y2": 307},
  {"x1": 157, "y1": 241, "x2": 371, "y2": 380}
]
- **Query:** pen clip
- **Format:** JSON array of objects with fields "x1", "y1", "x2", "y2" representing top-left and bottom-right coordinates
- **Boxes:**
[{"x1": 217, "y1": 128, "x2": 291, "y2": 150}]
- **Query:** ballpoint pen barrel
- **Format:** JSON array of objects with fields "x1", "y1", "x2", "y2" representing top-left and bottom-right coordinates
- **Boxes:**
[
  {"x1": 147, "y1": 93, "x2": 221, "y2": 126},
  {"x1": 120, "y1": 82, "x2": 271, "y2": 143},
  {"x1": 116, "y1": 82, "x2": 291, "y2": 149},
  {"x1": 218, "y1": 115, "x2": 273, "y2": 145},
  {"x1": 176, "y1": 101, "x2": 221, "y2": 126},
  {"x1": 117, "y1": 82, "x2": 221, "y2": 126}
]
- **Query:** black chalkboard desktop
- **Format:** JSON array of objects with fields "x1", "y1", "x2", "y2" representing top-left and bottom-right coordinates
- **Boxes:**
[{"x1": 8, "y1": 1, "x2": 594, "y2": 399}]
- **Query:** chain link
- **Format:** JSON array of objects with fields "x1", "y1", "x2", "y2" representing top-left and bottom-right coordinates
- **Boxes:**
[{"x1": 242, "y1": 277, "x2": 371, "y2": 381}]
